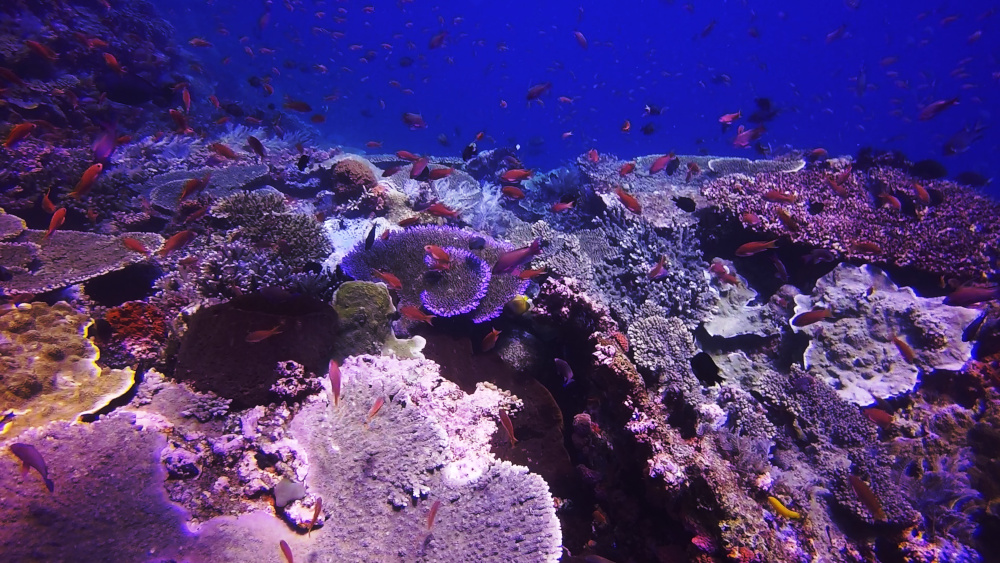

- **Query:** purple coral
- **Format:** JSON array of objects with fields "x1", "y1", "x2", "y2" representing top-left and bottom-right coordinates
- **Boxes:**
[
  {"x1": 339, "y1": 225, "x2": 528, "y2": 323},
  {"x1": 420, "y1": 247, "x2": 490, "y2": 316}
]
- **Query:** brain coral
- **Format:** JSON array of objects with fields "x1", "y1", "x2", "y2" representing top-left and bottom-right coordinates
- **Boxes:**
[
  {"x1": 339, "y1": 225, "x2": 528, "y2": 323},
  {"x1": 796, "y1": 263, "x2": 980, "y2": 405},
  {"x1": 0, "y1": 302, "x2": 134, "y2": 438}
]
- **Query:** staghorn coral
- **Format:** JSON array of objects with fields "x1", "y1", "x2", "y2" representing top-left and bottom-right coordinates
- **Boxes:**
[
  {"x1": 0, "y1": 302, "x2": 134, "y2": 438},
  {"x1": 339, "y1": 225, "x2": 528, "y2": 324},
  {"x1": 0, "y1": 229, "x2": 163, "y2": 295},
  {"x1": 797, "y1": 264, "x2": 979, "y2": 405},
  {"x1": 701, "y1": 164, "x2": 1000, "y2": 280}
]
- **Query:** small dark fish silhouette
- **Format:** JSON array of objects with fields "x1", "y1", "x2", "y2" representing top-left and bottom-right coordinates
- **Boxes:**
[
  {"x1": 297, "y1": 154, "x2": 310, "y2": 171},
  {"x1": 247, "y1": 135, "x2": 266, "y2": 160},
  {"x1": 365, "y1": 223, "x2": 378, "y2": 250}
]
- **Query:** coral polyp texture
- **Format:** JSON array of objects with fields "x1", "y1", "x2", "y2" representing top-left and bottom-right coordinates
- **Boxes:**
[
  {"x1": 0, "y1": 302, "x2": 135, "y2": 438},
  {"x1": 339, "y1": 225, "x2": 529, "y2": 323},
  {"x1": 701, "y1": 164, "x2": 1000, "y2": 279},
  {"x1": 796, "y1": 263, "x2": 979, "y2": 405}
]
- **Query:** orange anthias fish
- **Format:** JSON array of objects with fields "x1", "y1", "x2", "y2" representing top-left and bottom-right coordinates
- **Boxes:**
[
  {"x1": 122, "y1": 237, "x2": 150, "y2": 256},
  {"x1": 366, "y1": 396, "x2": 386, "y2": 423},
  {"x1": 649, "y1": 153, "x2": 675, "y2": 174},
  {"x1": 279, "y1": 539, "x2": 293, "y2": 563},
  {"x1": 328, "y1": 360, "x2": 341, "y2": 406},
  {"x1": 426, "y1": 202, "x2": 459, "y2": 218},
  {"x1": 70, "y1": 163, "x2": 103, "y2": 199},
  {"x1": 24, "y1": 40, "x2": 58, "y2": 61},
  {"x1": 525, "y1": 81, "x2": 552, "y2": 102},
  {"x1": 209, "y1": 143, "x2": 239, "y2": 159},
  {"x1": 573, "y1": 30, "x2": 588, "y2": 49},
  {"x1": 735, "y1": 239, "x2": 779, "y2": 257},
  {"x1": 307, "y1": 496, "x2": 323, "y2": 536},
  {"x1": 481, "y1": 328, "x2": 501, "y2": 352},
  {"x1": 585, "y1": 148, "x2": 599, "y2": 162},
  {"x1": 647, "y1": 255, "x2": 667, "y2": 280},
  {"x1": 499, "y1": 409, "x2": 517, "y2": 446},
  {"x1": 158, "y1": 230, "x2": 196, "y2": 256},
  {"x1": 427, "y1": 167, "x2": 453, "y2": 180},
  {"x1": 424, "y1": 244, "x2": 451, "y2": 263},
  {"x1": 427, "y1": 499, "x2": 442, "y2": 531},
  {"x1": 621, "y1": 120, "x2": 631, "y2": 132},
  {"x1": 373, "y1": 269, "x2": 403, "y2": 290},
  {"x1": 4, "y1": 122, "x2": 36, "y2": 148},
  {"x1": 179, "y1": 173, "x2": 211, "y2": 202},
  {"x1": 918, "y1": 97, "x2": 959, "y2": 121},
  {"x1": 615, "y1": 187, "x2": 641, "y2": 214},
  {"x1": 551, "y1": 201, "x2": 574, "y2": 213},
  {"x1": 791, "y1": 308, "x2": 834, "y2": 327},
  {"x1": 848, "y1": 475, "x2": 886, "y2": 521},
  {"x1": 719, "y1": 110, "x2": 741, "y2": 124},
  {"x1": 395, "y1": 150, "x2": 420, "y2": 161},
  {"x1": 762, "y1": 190, "x2": 797, "y2": 204},
  {"x1": 410, "y1": 157, "x2": 429, "y2": 178},
  {"x1": 246, "y1": 322, "x2": 284, "y2": 342},
  {"x1": 399, "y1": 304, "x2": 435, "y2": 325},
  {"x1": 182, "y1": 87, "x2": 191, "y2": 113},
  {"x1": 619, "y1": 162, "x2": 636, "y2": 175},
  {"x1": 10, "y1": 443, "x2": 54, "y2": 492},
  {"x1": 103, "y1": 52, "x2": 125, "y2": 74},
  {"x1": 41, "y1": 189, "x2": 56, "y2": 214},
  {"x1": 493, "y1": 238, "x2": 542, "y2": 274},
  {"x1": 500, "y1": 168, "x2": 533, "y2": 183},
  {"x1": 43, "y1": 208, "x2": 66, "y2": 240},
  {"x1": 732, "y1": 125, "x2": 765, "y2": 148},
  {"x1": 501, "y1": 185, "x2": 526, "y2": 199}
]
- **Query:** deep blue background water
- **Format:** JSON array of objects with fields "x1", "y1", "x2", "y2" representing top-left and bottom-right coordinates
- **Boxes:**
[{"x1": 160, "y1": 0, "x2": 998, "y2": 193}]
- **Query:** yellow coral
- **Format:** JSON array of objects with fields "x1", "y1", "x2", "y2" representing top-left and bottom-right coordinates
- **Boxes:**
[
  {"x1": 0, "y1": 302, "x2": 134, "y2": 438},
  {"x1": 767, "y1": 495, "x2": 803, "y2": 520}
]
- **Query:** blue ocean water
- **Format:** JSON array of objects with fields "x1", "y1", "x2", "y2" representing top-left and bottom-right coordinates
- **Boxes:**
[{"x1": 161, "y1": 0, "x2": 998, "y2": 192}]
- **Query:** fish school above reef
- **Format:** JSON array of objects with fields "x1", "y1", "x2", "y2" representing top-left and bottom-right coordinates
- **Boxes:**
[{"x1": 2, "y1": 2, "x2": 1000, "y2": 563}]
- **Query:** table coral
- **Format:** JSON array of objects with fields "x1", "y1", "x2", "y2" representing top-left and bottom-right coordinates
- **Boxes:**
[
  {"x1": 0, "y1": 302, "x2": 134, "y2": 438},
  {"x1": 0, "y1": 228, "x2": 163, "y2": 295},
  {"x1": 796, "y1": 264, "x2": 979, "y2": 405}
]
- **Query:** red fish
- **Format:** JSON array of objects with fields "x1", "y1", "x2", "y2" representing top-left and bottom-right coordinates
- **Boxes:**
[
  {"x1": 179, "y1": 173, "x2": 211, "y2": 202},
  {"x1": 396, "y1": 150, "x2": 420, "y2": 161},
  {"x1": 158, "y1": 230, "x2": 196, "y2": 256},
  {"x1": 851, "y1": 241, "x2": 882, "y2": 254},
  {"x1": 501, "y1": 185, "x2": 526, "y2": 199},
  {"x1": 328, "y1": 360, "x2": 341, "y2": 406},
  {"x1": 189, "y1": 38, "x2": 213, "y2": 47},
  {"x1": 647, "y1": 255, "x2": 667, "y2": 280},
  {"x1": 122, "y1": 237, "x2": 150, "y2": 256},
  {"x1": 283, "y1": 99, "x2": 312, "y2": 112},
  {"x1": 585, "y1": 148, "x2": 599, "y2": 162},
  {"x1": 10, "y1": 443, "x2": 54, "y2": 492},
  {"x1": 424, "y1": 244, "x2": 450, "y2": 263},
  {"x1": 518, "y1": 268, "x2": 546, "y2": 280},
  {"x1": 182, "y1": 87, "x2": 191, "y2": 113},
  {"x1": 499, "y1": 409, "x2": 517, "y2": 446},
  {"x1": 862, "y1": 407, "x2": 894, "y2": 428},
  {"x1": 246, "y1": 323, "x2": 284, "y2": 342},
  {"x1": 427, "y1": 500, "x2": 442, "y2": 530},
  {"x1": 279, "y1": 539, "x2": 293, "y2": 563},
  {"x1": 428, "y1": 30, "x2": 448, "y2": 49},
  {"x1": 615, "y1": 187, "x2": 641, "y2": 214},
  {"x1": 168, "y1": 109, "x2": 193, "y2": 134},
  {"x1": 426, "y1": 202, "x2": 459, "y2": 218},
  {"x1": 103, "y1": 52, "x2": 124, "y2": 74},
  {"x1": 735, "y1": 239, "x2": 779, "y2": 257},
  {"x1": 718, "y1": 110, "x2": 741, "y2": 124},
  {"x1": 733, "y1": 125, "x2": 765, "y2": 148},
  {"x1": 209, "y1": 143, "x2": 239, "y2": 159},
  {"x1": 551, "y1": 201, "x2": 574, "y2": 212},
  {"x1": 71, "y1": 163, "x2": 103, "y2": 199},
  {"x1": 573, "y1": 31, "x2": 588, "y2": 49},
  {"x1": 911, "y1": 182, "x2": 930, "y2": 205},
  {"x1": 500, "y1": 169, "x2": 532, "y2": 183},
  {"x1": 918, "y1": 97, "x2": 958, "y2": 121},
  {"x1": 24, "y1": 40, "x2": 57, "y2": 61},
  {"x1": 398, "y1": 216, "x2": 421, "y2": 227},
  {"x1": 685, "y1": 162, "x2": 700, "y2": 182},
  {"x1": 943, "y1": 285, "x2": 1000, "y2": 306},
  {"x1": 481, "y1": 328, "x2": 501, "y2": 352},
  {"x1": 526, "y1": 82, "x2": 552, "y2": 101},
  {"x1": 410, "y1": 157, "x2": 429, "y2": 178},
  {"x1": 247, "y1": 136, "x2": 266, "y2": 160},
  {"x1": 4, "y1": 122, "x2": 36, "y2": 148},
  {"x1": 493, "y1": 238, "x2": 542, "y2": 274},
  {"x1": 427, "y1": 167, "x2": 453, "y2": 180},
  {"x1": 399, "y1": 304, "x2": 434, "y2": 325},
  {"x1": 762, "y1": 190, "x2": 797, "y2": 203},
  {"x1": 307, "y1": 496, "x2": 323, "y2": 535},
  {"x1": 619, "y1": 162, "x2": 636, "y2": 175},
  {"x1": 791, "y1": 308, "x2": 833, "y2": 327},
  {"x1": 402, "y1": 112, "x2": 427, "y2": 129},
  {"x1": 209, "y1": 95, "x2": 220, "y2": 109},
  {"x1": 847, "y1": 475, "x2": 886, "y2": 521},
  {"x1": 621, "y1": 120, "x2": 631, "y2": 132},
  {"x1": 366, "y1": 396, "x2": 386, "y2": 422},
  {"x1": 373, "y1": 270, "x2": 402, "y2": 290},
  {"x1": 649, "y1": 153, "x2": 675, "y2": 174},
  {"x1": 44, "y1": 208, "x2": 66, "y2": 240},
  {"x1": 41, "y1": 189, "x2": 56, "y2": 214}
]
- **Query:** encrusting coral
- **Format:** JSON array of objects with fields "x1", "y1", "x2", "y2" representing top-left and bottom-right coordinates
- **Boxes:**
[{"x1": 0, "y1": 302, "x2": 134, "y2": 438}]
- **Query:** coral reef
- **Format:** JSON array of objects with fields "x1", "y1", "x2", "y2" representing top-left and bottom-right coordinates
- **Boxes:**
[
  {"x1": 701, "y1": 164, "x2": 1000, "y2": 279},
  {"x1": 331, "y1": 281, "x2": 397, "y2": 357},
  {"x1": 0, "y1": 302, "x2": 135, "y2": 438},
  {"x1": 796, "y1": 264, "x2": 979, "y2": 405},
  {"x1": 339, "y1": 225, "x2": 529, "y2": 324},
  {"x1": 0, "y1": 228, "x2": 163, "y2": 295}
]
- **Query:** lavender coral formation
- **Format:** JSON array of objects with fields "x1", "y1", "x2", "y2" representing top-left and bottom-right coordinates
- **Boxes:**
[
  {"x1": 701, "y1": 163, "x2": 1000, "y2": 279},
  {"x1": 796, "y1": 263, "x2": 980, "y2": 405},
  {"x1": 339, "y1": 225, "x2": 528, "y2": 323}
]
